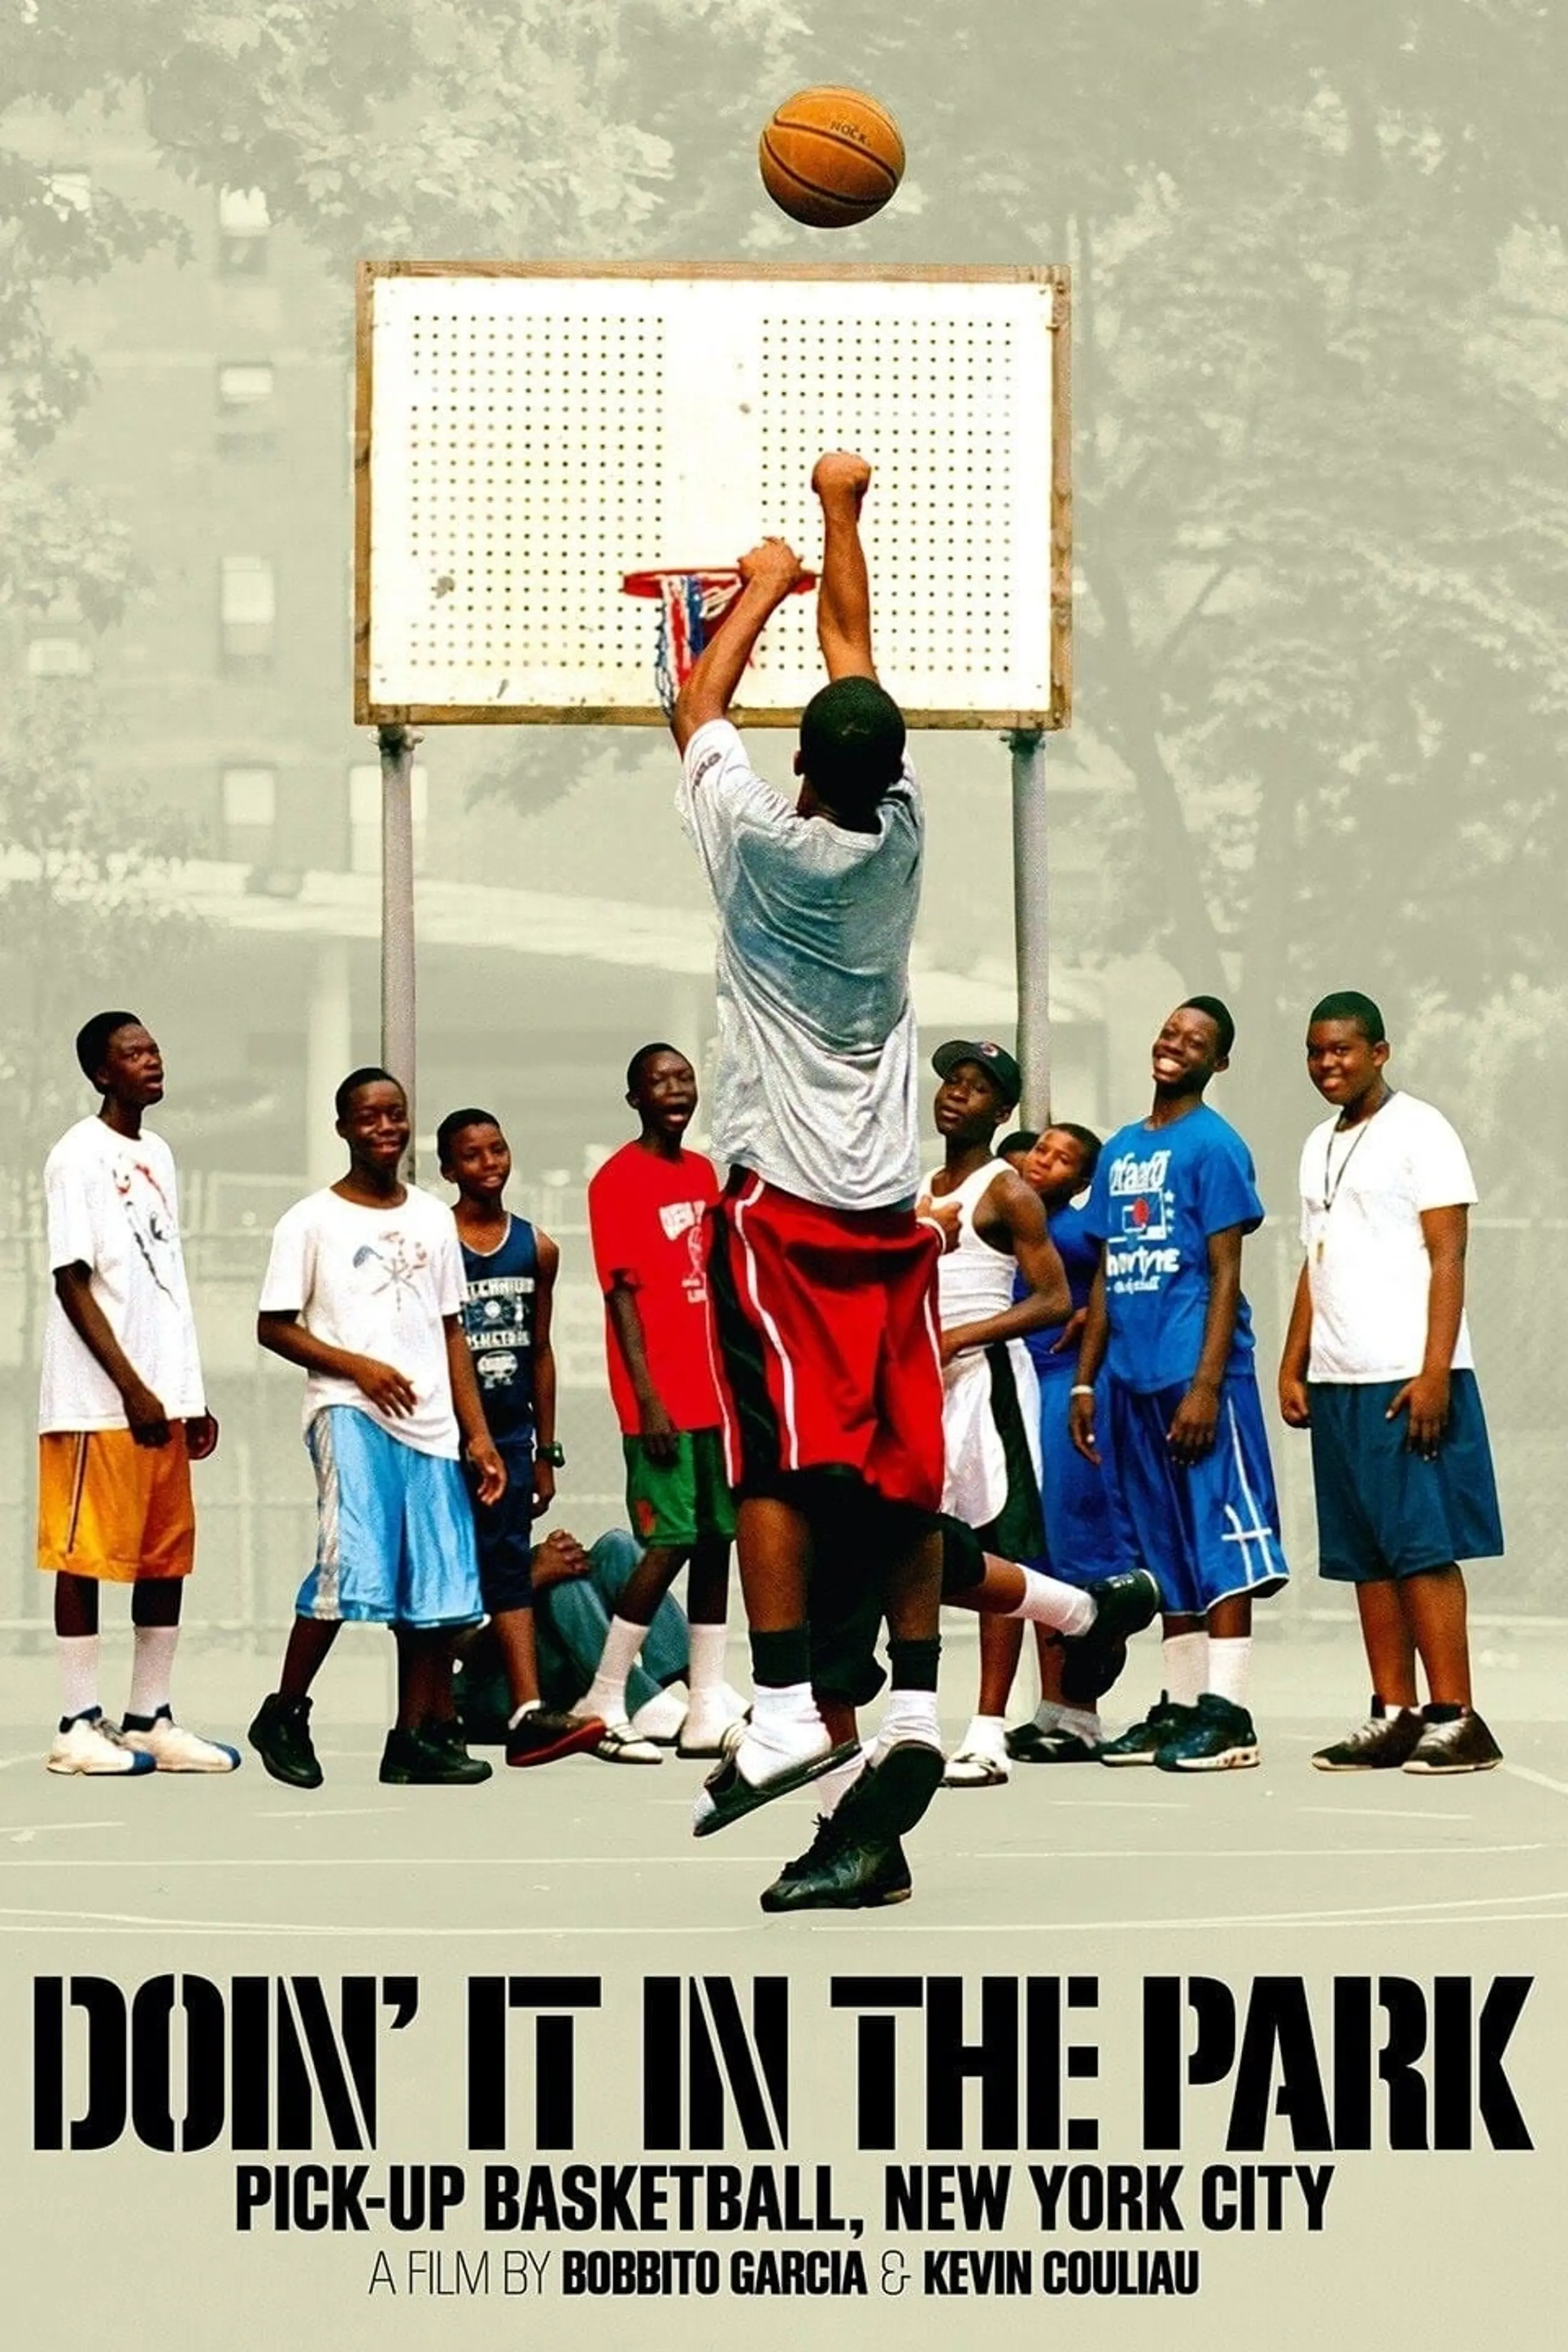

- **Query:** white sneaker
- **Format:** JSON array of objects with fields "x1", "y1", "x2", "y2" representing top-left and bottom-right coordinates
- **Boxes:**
[
  {"x1": 628, "y1": 1687, "x2": 687, "y2": 1744},
  {"x1": 591, "y1": 1718, "x2": 665, "y2": 1765},
  {"x1": 942, "y1": 1717, "x2": 1011, "y2": 1789},
  {"x1": 46, "y1": 1711, "x2": 156, "y2": 1777},
  {"x1": 120, "y1": 1710, "x2": 242, "y2": 1773}
]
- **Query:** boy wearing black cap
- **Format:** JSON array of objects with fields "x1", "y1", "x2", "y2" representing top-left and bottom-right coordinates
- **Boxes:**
[{"x1": 1070, "y1": 1000, "x2": 1287, "y2": 1770}]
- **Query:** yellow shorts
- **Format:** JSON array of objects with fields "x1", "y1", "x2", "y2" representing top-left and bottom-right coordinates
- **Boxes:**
[{"x1": 37, "y1": 1427, "x2": 196, "y2": 1582}]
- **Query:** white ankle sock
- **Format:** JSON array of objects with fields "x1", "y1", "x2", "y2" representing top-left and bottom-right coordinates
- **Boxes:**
[
  {"x1": 1205, "y1": 1635, "x2": 1252, "y2": 1708},
  {"x1": 957, "y1": 1712, "x2": 1006, "y2": 1757},
  {"x1": 1006, "y1": 1567, "x2": 1095, "y2": 1637},
  {"x1": 1162, "y1": 1631, "x2": 1208, "y2": 1707},
  {"x1": 687, "y1": 1622, "x2": 728, "y2": 1695},
  {"x1": 872, "y1": 1689, "x2": 942, "y2": 1758},
  {"x1": 581, "y1": 1615, "x2": 647, "y2": 1718},
  {"x1": 127, "y1": 1623, "x2": 179, "y2": 1719},
  {"x1": 59, "y1": 1635, "x2": 99, "y2": 1721},
  {"x1": 1057, "y1": 1705, "x2": 1101, "y2": 1743}
]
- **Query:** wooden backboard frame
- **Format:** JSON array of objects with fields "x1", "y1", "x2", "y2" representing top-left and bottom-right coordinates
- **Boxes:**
[{"x1": 353, "y1": 259, "x2": 1071, "y2": 731}]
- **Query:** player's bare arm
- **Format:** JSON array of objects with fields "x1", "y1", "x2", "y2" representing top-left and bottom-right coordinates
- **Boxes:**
[
  {"x1": 55, "y1": 1261, "x2": 170, "y2": 1447},
  {"x1": 941, "y1": 1172, "x2": 1071, "y2": 1363},
  {"x1": 812, "y1": 450, "x2": 877, "y2": 681},
  {"x1": 444, "y1": 1314, "x2": 506, "y2": 1504},
  {"x1": 257, "y1": 1308, "x2": 417, "y2": 1420},
  {"x1": 1167, "y1": 1225, "x2": 1245, "y2": 1466},
  {"x1": 1388, "y1": 1203, "x2": 1468, "y2": 1457},
  {"x1": 531, "y1": 1230, "x2": 560, "y2": 1512},
  {"x1": 669, "y1": 536, "x2": 806, "y2": 751},
  {"x1": 1278, "y1": 1264, "x2": 1314, "y2": 1428},
  {"x1": 1069, "y1": 1261, "x2": 1110, "y2": 1465},
  {"x1": 606, "y1": 1280, "x2": 680, "y2": 1465}
]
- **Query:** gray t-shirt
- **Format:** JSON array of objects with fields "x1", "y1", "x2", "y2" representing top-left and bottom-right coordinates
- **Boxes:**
[{"x1": 677, "y1": 718, "x2": 922, "y2": 1210}]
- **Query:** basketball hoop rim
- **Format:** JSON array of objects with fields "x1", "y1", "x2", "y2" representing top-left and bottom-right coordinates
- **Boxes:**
[{"x1": 621, "y1": 567, "x2": 817, "y2": 598}]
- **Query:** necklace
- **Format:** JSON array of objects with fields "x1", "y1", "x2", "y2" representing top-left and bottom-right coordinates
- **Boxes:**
[{"x1": 1315, "y1": 1091, "x2": 1393, "y2": 1261}]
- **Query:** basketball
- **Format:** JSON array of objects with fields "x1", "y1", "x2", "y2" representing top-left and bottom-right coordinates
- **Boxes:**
[{"x1": 758, "y1": 86, "x2": 905, "y2": 230}]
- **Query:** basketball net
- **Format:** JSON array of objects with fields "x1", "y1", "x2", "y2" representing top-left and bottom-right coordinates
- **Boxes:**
[{"x1": 622, "y1": 567, "x2": 817, "y2": 717}]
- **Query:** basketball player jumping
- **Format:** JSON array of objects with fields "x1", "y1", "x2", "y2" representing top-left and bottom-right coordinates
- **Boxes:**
[{"x1": 669, "y1": 450, "x2": 948, "y2": 1907}]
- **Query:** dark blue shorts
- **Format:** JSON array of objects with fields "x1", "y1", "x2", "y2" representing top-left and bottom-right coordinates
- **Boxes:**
[
  {"x1": 470, "y1": 1431, "x2": 536, "y2": 1616},
  {"x1": 1104, "y1": 1373, "x2": 1287, "y2": 1615},
  {"x1": 1033, "y1": 1369, "x2": 1130, "y2": 1586},
  {"x1": 1307, "y1": 1372, "x2": 1504, "y2": 1583}
]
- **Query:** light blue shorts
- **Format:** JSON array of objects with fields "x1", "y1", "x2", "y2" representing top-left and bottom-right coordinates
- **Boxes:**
[{"x1": 297, "y1": 1407, "x2": 483, "y2": 1629}]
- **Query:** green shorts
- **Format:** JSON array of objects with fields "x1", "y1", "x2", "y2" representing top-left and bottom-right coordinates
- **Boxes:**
[{"x1": 622, "y1": 1427, "x2": 737, "y2": 1547}]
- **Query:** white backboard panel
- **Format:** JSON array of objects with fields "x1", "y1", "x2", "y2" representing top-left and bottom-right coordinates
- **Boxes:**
[{"x1": 355, "y1": 262, "x2": 1070, "y2": 728}]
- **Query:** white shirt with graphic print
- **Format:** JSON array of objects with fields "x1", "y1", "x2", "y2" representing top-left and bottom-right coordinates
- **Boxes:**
[
  {"x1": 39, "y1": 1116, "x2": 206, "y2": 1433},
  {"x1": 258, "y1": 1186, "x2": 465, "y2": 1457}
]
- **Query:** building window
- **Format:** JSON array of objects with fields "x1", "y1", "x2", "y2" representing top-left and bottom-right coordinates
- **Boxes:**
[
  {"x1": 348, "y1": 763, "x2": 428, "y2": 877},
  {"x1": 220, "y1": 556, "x2": 275, "y2": 667},
  {"x1": 26, "y1": 638, "x2": 92, "y2": 677},
  {"x1": 217, "y1": 185, "x2": 270, "y2": 275},
  {"x1": 221, "y1": 764, "x2": 277, "y2": 861},
  {"x1": 42, "y1": 168, "x2": 92, "y2": 219},
  {"x1": 217, "y1": 362, "x2": 274, "y2": 409}
]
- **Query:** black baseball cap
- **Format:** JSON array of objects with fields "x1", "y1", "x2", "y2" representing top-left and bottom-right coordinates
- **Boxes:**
[{"x1": 931, "y1": 1038, "x2": 1022, "y2": 1108}]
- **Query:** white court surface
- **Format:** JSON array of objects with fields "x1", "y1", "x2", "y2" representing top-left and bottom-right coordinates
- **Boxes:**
[
  {"x1": 355, "y1": 263, "x2": 1069, "y2": 728},
  {"x1": 1, "y1": 1630, "x2": 1564, "y2": 1943}
]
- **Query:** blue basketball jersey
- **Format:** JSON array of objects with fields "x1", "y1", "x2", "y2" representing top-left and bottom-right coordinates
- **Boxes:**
[{"x1": 458, "y1": 1216, "x2": 538, "y2": 1442}]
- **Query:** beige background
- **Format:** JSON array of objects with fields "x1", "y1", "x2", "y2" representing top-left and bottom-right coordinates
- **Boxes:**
[{"x1": 2, "y1": 2, "x2": 1564, "y2": 2340}]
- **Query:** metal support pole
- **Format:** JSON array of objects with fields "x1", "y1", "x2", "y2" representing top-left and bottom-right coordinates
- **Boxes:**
[
  {"x1": 1009, "y1": 726, "x2": 1051, "y2": 1126},
  {"x1": 377, "y1": 723, "x2": 418, "y2": 1174}
]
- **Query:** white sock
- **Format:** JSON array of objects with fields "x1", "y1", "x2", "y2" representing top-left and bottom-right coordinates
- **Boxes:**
[
  {"x1": 742, "y1": 1681, "x2": 826, "y2": 1764},
  {"x1": 957, "y1": 1711, "x2": 1007, "y2": 1757},
  {"x1": 1057, "y1": 1705, "x2": 1101, "y2": 1743},
  {"x1": 687, "y1": 1621, "x2": 728, "y2": 1696},
  {"x1": 508, "y1": 1698, "x2": 542, "y2": 1730},
  {"x1": 581, "y1": 1615, "x2": 647, "y2": 1719},
  {"x1": 127, "y1": 1623, "x2": 179, "y2": 1719},
  {"x1": 815, "y1": 1748, "x2": 867, "y2": 1817},
  {"x1": 1162, "y1": 1631, "x2": 1208, "y2": 1707},
  {"x1": 872, "y1": 1688, "x2": 942, "y2": 1759},
  {"x1": 1006, "y1": 1567, "x2": 1095, "y2": 1637},
  {"x1": 1205, "y1": 1635, "x2": 1252, "y2": 1708},
  {"x1": 1031, "y1": 1697, "x2": 1066, "y2": 1730},
  {"x1": 59, "y1": 1634, "x2": 99, "y2": 1721}
]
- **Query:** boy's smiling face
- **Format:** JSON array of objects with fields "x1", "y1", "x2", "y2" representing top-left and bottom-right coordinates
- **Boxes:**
[{"x1": 441, "y1": 1119, "x2": 511, "y2": 1202}]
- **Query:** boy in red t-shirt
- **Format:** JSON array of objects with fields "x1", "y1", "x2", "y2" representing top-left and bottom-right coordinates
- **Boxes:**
[{"x1": 580, "y1": 1044, "x2": 745, "y2": 1759}]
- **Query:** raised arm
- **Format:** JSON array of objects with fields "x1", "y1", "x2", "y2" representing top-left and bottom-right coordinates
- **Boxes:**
[
  {"x1": 812, "y1": 450, "x2": 876, "y2": 681},
  {"x1": 670, "y1": 537, "x2": 805, "y2": 753}
]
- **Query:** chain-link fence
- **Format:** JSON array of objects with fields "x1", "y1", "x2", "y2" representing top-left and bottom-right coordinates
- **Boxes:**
[{"x1": 1, "y1": 1206, "x2": 1558, "y2": 1648}]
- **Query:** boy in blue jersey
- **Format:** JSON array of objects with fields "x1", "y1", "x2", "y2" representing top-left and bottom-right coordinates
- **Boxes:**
[
  {"x1": 1070, "y1": 1000, "x2": 1287, "y2": 1770},
  {"x1": 439, "y1": 1109, "x2": 605, "y2": 1771}
]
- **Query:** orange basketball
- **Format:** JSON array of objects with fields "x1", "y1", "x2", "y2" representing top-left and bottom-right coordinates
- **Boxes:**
[{"x1": 759, "y1": 86, "x2": 905, "y2": 230}]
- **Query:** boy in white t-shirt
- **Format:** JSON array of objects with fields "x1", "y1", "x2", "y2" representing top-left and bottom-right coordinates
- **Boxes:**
[
  {"x1": 247, "y1": 1069, "x2": 506, "y2": 1789},
  {"x1": 1278, "y1": 992, "x2": 1504, "y2": 1773},
  {"x1": 37, "y1": 1011, "x2": 238, "y2": 1776}
]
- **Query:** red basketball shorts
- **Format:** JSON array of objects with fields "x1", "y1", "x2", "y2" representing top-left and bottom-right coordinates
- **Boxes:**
[{"x1": 704, "y1": 1169, "x2": 945, "y2": 1513}]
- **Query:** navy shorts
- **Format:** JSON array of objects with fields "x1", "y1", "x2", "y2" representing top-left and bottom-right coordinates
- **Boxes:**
[
  {"x1": 470, "y1": 1431, "x2": 536, "y2": 1616},
  {"x1": 1104, "y1": 1373, "x2": 1287, "y2": 1615},
  {"x1": 1308, "y1": 1372, "x2": 1504, "y2": 1583}
]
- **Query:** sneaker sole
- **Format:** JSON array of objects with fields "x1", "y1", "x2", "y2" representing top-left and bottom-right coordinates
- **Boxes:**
[
  {"x1": 692, "y1": 1739, "x2": 862, "y2": 1839},
  {"x1": 846, "y1": 1743, "x2": 948, "y2": 1839},
  {"x1": 1159, "y1": 1746, "x2": 1260, "y2": 1773},
  {"x1": 45, "y1": 1754, "x2": 156, "y2": 1777},
  {"x1": 1401, "y1": 1756, "x2": 1502, "y2": 1775},
  {"x1": 379, "y1": 1766, "x2": 494, "y2": 1785},
  {"x1": 760, "y1": 1875, "x2": 912, "y2": 1915},
  {"x1": 1310, "y1": 1754, "x2": 1407, "y2": 1773},
  {"x1": 506, "y1": 1724, "x2": 606, "y2": 1768},
  {"x1": 1096, "y1": 1749, "x2": 1160, "y2": 1766},
  {"x1": 128, "y1": 1747, "x2": 243, "y2": 1774}
]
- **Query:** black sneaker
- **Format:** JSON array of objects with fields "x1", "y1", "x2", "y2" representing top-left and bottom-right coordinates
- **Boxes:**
[
  {"x1": 1060, "y1": 1569, "x2": 1160, "y2": 1705},
  {"x1": 1401, "y1": 1707, "x2": 1503, "y2": 1775},
  {"x1": 760, "y1": 1817, "x2": 912, "y2": 1913},
  {"x1": 248, "y1": 1692, "x2": 323, "y2": 1789},
  {"x1": 1096, "y1": 1692, "x2": 1193, "y2": 1765},
  {"x1": 1155, "y1": 1692, "x2": 1259, "y2": 1772},
  {"x1": 1005, "y1": 1721, "x2": 1099, "y2": 1764},
  {"x1": 380, "y1": 1721, "x2": 493, "y2": 1785},
  {"x1": 505, "y1": 1708, "x2": 606, "y2": 1769},
  {"x1": 1311, "y1": 1699, "x2": 1425, "y2": 1772}
]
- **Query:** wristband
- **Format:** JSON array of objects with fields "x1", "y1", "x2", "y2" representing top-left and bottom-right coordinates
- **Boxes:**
[
  {"x1": 1069, "y1": 1384, "x2": 1095, "y2": 1398},
  {"x1": 537, "y1": 1441, "x2": 565, "y2": 1468}
]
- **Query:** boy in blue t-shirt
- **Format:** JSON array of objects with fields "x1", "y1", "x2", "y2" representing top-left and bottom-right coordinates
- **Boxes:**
[
  {"x1": 439, "y1": 1109, "x2": 604, "y2": 1771},
  {"x1": 1071, "y1": 998, "x2": 1287, "y2": 1770}
]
